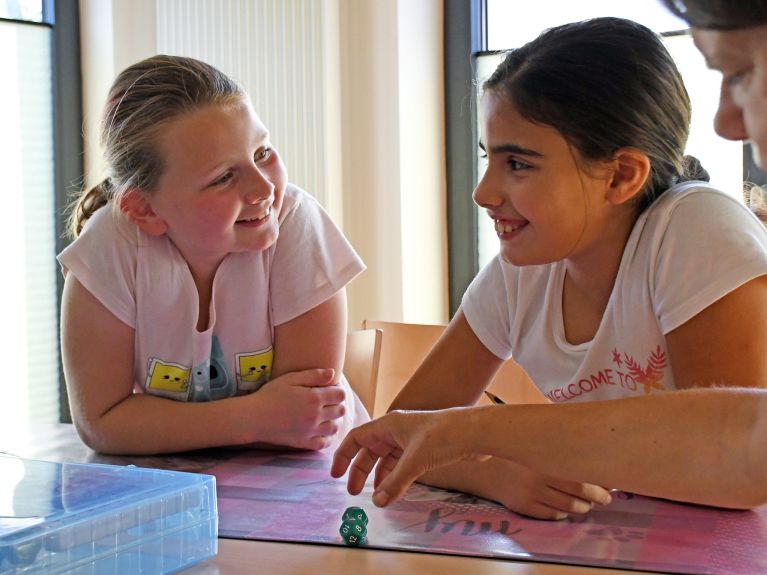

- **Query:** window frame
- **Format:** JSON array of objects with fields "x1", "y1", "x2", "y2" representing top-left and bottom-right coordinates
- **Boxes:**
[
  {"x1": 444, "y1": 0, "x2": 486, "y2": 315},
  {"x1": 52, "y1": 0, "x2": 82, "y2": 422}
]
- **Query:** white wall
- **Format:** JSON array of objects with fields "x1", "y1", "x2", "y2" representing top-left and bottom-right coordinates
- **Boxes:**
[
  {"x1": 338, "y1": 0, "x2": 447, "y2": 326},
  {"x1": 79, "y1": 0, "x2": 448, "y2": 327},
  {"x1": 80, "y1": 0, "x2": 157, "y2": 187}
]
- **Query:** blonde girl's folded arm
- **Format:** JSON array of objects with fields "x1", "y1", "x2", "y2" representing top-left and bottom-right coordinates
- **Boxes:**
[
  {"x1": 269, "y1": 289, "x2": 347, "y2": 382},
  {"x1": 61, "y1": 274, "x2": 285, "y2": 454}
]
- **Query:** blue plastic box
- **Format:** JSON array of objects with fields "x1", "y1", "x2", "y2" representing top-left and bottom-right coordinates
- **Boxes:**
[{"x1": 0, "y1": 455, "x2": 217, "y2": 574}]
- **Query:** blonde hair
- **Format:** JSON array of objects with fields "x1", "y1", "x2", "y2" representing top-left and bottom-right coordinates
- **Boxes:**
[{"x1": 67, "y1": 55, "x2": 244, "y2": 238}]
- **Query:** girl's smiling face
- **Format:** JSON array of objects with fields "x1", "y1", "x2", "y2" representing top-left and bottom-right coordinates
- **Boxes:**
[
  {"x1": 473, "y1": 91, "x2": 616, "y2": 268},
  {"x1": 146, "y1": 100, "x2": 287, "y2": 274},
  {"x1": 692, "y1": 24, "x2": 767, "y2": 168}
]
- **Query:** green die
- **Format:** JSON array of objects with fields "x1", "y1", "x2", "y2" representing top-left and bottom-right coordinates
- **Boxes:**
[
  {"x1": 339, "y1": 518, "x2": 367, "y2": 546},
  {"x1": 341, "y1": 506, "x2": 368, "y2": 526}
]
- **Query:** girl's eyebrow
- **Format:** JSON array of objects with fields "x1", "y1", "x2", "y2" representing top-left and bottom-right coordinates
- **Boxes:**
[{"x1": 479, "y1": 141, "x2": 543, "y2": 157}]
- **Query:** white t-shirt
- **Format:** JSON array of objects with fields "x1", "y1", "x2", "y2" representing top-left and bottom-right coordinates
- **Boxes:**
[
  {"x1": 462, "y1": 182, "x2": 767, "y2": 403},
  {"x1": 58, "y1": 184, "x2": 369, "y2": 434}
]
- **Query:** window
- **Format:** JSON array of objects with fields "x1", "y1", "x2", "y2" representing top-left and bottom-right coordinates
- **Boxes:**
[
  {"x1": 0, "y1": 0, "x2": 81, "y2": 429},
  {"x1": 0, "y1": 0, "x2": 47, "y2": 22}
]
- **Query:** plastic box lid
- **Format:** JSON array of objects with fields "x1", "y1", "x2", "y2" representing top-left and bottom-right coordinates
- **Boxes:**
[{"x1": 0, "y1": 454, "x2": 217, "y2": 574}]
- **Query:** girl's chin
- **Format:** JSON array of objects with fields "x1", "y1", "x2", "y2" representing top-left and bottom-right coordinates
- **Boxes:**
[
  {"x1": 499, "y1": 249, "x2": 554, "y2": 267},
  {"x1": 236, "y1": 228, "x2": 279, "y2": 253},
  {"x1": 500, "y1": 251, "x2": 527, "y2": 266}
]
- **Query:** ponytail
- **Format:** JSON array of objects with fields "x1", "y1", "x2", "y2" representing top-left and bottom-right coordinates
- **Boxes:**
[
  {"x1": 680, "y1": 155, "x2": 710, "y2": 184},
  {"x1": 67, "y1": 178, "x2": 113, "y2": 238}
]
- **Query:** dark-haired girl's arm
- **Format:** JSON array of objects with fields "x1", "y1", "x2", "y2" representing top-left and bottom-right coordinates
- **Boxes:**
[{"x1": 333, "y1": 388, "x2": 767, "y2": 510}]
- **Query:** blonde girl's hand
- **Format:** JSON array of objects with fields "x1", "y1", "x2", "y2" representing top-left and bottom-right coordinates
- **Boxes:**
[
  {"x1": 330, "y1": 408, "x2": 490, "y2": 507},
  {"x1": 255, "y1": 368, "x2": 346, "y2": 450}
]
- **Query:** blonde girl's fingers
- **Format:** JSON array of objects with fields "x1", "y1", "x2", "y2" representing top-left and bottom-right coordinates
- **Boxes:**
[
  {"x1": 317, "y1": 419, "x2": 339, "y2": 438},
  {"x1": 321, "y1": 402, "x2": 346, "y2": 422},
  {"x1": 307, "y1": 435, "x2": 332, "y2": 451},
  {"x1": 316, "y1": 385, "x2": 345, "y2": 406}
]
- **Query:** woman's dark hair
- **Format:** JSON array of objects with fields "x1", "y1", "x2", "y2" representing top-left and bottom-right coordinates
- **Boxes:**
[
  {"x1": 660, "y1": 0, "x2": 767, "y2": 30},
  {"x1": 67, "y1": 55, "x2": 244, "y2": 238},
  {"x1": 483, "y1": 17, "x2": 706, "y2": 211}
]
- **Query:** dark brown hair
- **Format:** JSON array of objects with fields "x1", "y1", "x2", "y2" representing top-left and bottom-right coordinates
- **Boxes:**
[{"x1": 484, "y1": 17, "x2": 707, "y2": 212}]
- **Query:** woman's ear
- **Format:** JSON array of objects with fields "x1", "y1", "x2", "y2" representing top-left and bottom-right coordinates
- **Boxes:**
[
  {"x1": 606, "y1": 148, "x2": 651, "y2": 205},
  {"x1": 119, "y1": 189, "x2": 168, "y2": 236}
]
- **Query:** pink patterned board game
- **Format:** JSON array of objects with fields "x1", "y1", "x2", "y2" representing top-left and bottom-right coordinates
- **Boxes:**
[
  {"x1": 202, "y1": 449, "x2": 767, "y2": 575},
  {"x1": 7, "y1": 426, "x2": 765, "y2": 575}
]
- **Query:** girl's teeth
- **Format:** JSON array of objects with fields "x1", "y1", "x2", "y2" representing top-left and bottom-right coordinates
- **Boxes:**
[
  {"x1": 241, "y1": 208, "x2": 271, "y2": 222},
  {"x1": 495, "y1": 220, "x2": 520, "y2": 233}
]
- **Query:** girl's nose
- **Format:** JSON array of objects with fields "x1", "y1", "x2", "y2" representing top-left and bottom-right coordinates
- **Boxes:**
[
  {"x1": 472, "y1": 171, "x2": 502, "y2": 209},
  {"x1": 243, "y1": 167, "x2": 274, "y2": 204},
  {"x1": 714, "y1": 83, "x2": 748, "y2": 142}
]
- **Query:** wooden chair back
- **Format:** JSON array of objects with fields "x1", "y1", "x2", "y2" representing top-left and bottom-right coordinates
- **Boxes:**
[
  {"x1": 362, "y1": 319, "x2": 546, "y2": 417},
  {"x1": 343, "y1": 328, "x2": 383, "y2": 417}
]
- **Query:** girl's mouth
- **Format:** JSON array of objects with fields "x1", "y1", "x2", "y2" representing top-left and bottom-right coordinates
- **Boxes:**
[
  {"x1": 494, "y1": 219, "x2": 527, "y2": 234},
  {"x1": 237, "y1": 207, "x2": 271, "y2": 224}
]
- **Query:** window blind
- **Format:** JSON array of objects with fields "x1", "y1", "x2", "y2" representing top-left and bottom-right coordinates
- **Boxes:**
[{"x1": 0, "y1": 21, "x2": 60, "y2": 429}]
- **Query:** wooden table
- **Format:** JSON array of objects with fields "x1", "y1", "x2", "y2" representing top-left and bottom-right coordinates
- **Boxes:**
[{"x1": 1, "y1": 424, "x2": 640, "y2": 575}]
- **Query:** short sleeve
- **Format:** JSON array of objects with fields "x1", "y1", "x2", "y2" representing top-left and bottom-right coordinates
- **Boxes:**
[
  {"x1": 270, "y1": 187, "x2": 365, "y2": 325},
  {"x1": 653, "y1": 189, "x2": 767, "y2": 333},
  {"x1": 460, "y1": 255, "x2": 515, "y2": 359},
  {"x1": 56, "y1": 207, "x2": 138, "y2": 327}
]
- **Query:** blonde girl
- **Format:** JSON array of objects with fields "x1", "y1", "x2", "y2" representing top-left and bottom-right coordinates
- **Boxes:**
[{"x1": 60, "y1": 55, "x2": 367, "y2": 454}]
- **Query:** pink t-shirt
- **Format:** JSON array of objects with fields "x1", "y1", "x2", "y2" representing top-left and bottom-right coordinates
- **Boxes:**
[{"x1": 58, "y1": 184, "x2": 368, "y2": 434}]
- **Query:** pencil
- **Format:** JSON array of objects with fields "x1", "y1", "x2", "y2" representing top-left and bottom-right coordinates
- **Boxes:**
[{"x1": 483, "y1": 391, "x2": 506, "y2": 405}]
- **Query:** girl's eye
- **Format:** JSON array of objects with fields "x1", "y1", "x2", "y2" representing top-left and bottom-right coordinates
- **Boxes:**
[
  {"x1": 211, "y1": 172, "x2": 233, "y2": 186},
  {"x1": 508, "y1": 157, "x2": 531, "y2": 171},
  {"x1": 255, "y1": 147, "x2": 272, "y2": 162}
]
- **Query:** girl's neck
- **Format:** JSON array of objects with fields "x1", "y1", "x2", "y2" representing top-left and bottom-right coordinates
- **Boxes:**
[
  {"x1": 561, "y1": 207, "x2": 639, "y2": 344},
  {"x1": 187, "y1": 259, "x2": 224, "y2": 332}
]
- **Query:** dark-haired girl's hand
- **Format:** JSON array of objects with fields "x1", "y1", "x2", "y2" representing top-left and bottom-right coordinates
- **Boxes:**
[{"x1": 331, "y1": 408, "x2": 490, "y2": 506}]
